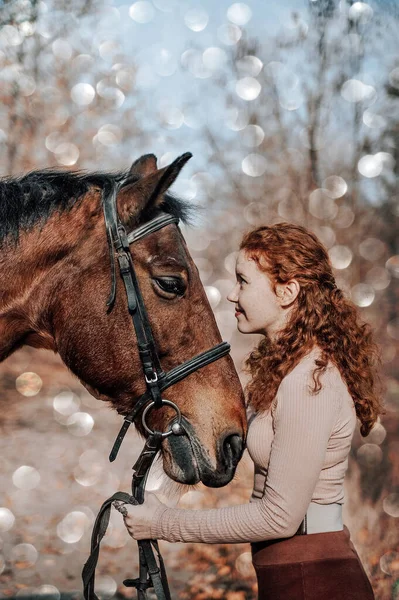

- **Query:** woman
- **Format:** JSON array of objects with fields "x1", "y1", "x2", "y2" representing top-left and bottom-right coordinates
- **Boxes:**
[{"x1": 114, "y1": 222, "x2": 383, "y2": 599}]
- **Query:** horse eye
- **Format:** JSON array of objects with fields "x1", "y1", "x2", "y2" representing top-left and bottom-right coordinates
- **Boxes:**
[{"x1": 153, "y1": 277, "x2": 186, "y2": 297}]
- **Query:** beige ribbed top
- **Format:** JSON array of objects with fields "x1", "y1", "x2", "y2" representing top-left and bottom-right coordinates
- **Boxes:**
[{"x1": 150, "y1": 347, "x2": 357, "y2": 544}]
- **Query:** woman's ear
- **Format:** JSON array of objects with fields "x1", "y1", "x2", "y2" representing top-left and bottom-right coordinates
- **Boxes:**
[{"x1": 276, "y1": 280, "x2": 300, "y2": 306}]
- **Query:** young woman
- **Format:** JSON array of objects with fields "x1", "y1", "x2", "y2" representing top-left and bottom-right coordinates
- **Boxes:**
[{"x1": 114, "y1": 222, "x2": 383, "y2": 599}]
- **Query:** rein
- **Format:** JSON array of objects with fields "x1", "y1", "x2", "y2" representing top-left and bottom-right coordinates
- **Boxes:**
[{"x1": 82, "y1": 180, "x2": 231, "y2": 600}]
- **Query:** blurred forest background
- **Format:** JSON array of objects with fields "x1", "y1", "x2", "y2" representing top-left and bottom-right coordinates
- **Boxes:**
[{"x1": 0, "y1": 0, "x2": 398, "y2": 598}]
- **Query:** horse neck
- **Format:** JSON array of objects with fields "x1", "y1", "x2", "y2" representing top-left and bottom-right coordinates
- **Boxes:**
[
  {"x1": 0, "y1": 189, "x2": 101, "y2": 361},
  {"x1": 0, "y1": 224, "x2": 68, "y2": 309},
  {"x1": 0, "y1": 233, "x2": 56, "y2": 361}
]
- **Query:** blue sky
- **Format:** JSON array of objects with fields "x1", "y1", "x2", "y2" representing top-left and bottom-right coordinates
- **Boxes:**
[{"x1": 85, "y1": 0, "x2": 318, "y2": 174}]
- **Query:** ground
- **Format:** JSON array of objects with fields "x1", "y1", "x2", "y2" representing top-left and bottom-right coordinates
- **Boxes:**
[{"x1": 0, "y1": 348, "x2": 396, "y2": 599}]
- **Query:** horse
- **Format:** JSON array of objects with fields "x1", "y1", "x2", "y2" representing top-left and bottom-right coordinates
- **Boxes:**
[{"x1": 0, "y1": 152, "x2": 246, "y2": 488}]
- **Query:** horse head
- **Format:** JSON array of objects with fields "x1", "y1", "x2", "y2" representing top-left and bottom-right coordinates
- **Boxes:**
[{"x1": 0, "y1": 154, "x2": 247, "y2": 487}]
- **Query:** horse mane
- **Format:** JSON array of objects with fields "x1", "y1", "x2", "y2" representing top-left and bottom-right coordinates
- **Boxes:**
[{"x1": 0, "y1": 168, "x2": 194, "y2": 246}]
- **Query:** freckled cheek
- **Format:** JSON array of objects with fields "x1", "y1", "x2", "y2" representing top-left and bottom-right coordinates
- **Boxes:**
[{"x1": 243, "y1": 299, "x2": 257, "y2": 319}]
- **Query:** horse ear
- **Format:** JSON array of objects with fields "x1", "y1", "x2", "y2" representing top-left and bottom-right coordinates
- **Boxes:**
[
  {"x1": 117, "y1": 152, "x2": 192, "y2": 227},
  {"x1": 129, "y1": 154, "x2": 158, "y2": 178}
]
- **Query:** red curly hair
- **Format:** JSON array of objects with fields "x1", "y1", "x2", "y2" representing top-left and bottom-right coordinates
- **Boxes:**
[{"x1": 241, "y1": 222, "x2": 384, "y2": 437}]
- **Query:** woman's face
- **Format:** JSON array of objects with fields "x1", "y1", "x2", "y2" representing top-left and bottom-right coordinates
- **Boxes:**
[{"x1": 227, "y1": 250, "x2": 291, "y2": 338}]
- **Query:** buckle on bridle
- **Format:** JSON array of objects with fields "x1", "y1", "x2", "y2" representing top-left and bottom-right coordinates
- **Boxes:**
[{"x1": 145, "y1": 371, "x2": 158, "y2": 384}]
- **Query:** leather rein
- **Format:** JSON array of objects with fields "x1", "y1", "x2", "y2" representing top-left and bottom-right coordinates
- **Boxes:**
[{"x1": 82, "y1": 180, "x2": 231, "y2": 600}]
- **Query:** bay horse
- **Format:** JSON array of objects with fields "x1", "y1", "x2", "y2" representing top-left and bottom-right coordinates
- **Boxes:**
[{"x1": 0, "y1": 152, "x2": 246, "y2": 488}]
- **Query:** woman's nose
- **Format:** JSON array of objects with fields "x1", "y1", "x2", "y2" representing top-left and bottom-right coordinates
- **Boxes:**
[{"x1": 227, "y1": 283, "x2": 238, "y2": 303}]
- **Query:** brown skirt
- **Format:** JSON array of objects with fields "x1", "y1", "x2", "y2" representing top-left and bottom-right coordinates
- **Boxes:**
[{"x1": 251, "y1": 526, "x2": 375, "y2": 600}]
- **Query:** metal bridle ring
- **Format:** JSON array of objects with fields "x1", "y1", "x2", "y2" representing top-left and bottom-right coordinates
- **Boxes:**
[{"x1": 142, "y1": 399, "x2": 182, "y2": 438}]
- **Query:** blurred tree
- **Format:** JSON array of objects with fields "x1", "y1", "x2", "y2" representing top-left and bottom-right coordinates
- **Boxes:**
[
  {"x1": 189, "y1": 0, "x2": 399, "y2": 313},
  {"x1": 0, "y1": 0, "x2": 147, "y2": 175}
]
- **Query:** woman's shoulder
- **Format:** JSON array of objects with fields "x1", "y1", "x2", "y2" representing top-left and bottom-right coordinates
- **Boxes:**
[
  {"x1": 286, "y1": 346, "x2": 337, "y2": 378},
  {"x1": 279, "y1": 346, "x2": 346, "y2": 397}
]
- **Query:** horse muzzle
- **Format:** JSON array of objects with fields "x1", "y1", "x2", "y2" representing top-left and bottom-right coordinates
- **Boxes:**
[{"x1": 162, "y1": 416, "x2": 244, "y2": 487}]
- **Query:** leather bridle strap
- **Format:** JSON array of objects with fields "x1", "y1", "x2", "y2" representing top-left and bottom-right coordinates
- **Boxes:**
[
  {"x1": 127, "y1": 212, "x2": 179, "y2": 244},
  {"x1": 109, "y1": 340, "x2": 231, "y2": 462},
  {"x1": 83, "y1": 433, "x2": 172, "y2": 600},
  {"x1": 103, "y1": 183, "x2": 166, "y2": 405}
]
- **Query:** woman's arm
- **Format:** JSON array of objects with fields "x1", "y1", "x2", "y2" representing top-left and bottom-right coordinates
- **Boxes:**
[{"x1": 150, "y1": 371, "x2": 341, "y2": 544}]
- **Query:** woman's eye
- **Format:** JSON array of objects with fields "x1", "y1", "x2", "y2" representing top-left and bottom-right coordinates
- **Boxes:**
[{"x1": 153, "y1": 277, "x2": 186, "y2": 296}]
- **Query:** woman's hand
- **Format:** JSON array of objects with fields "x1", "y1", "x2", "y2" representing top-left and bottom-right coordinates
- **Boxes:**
[{"x1": 113, "y1": 492, "x2": 166, "y2": 540}]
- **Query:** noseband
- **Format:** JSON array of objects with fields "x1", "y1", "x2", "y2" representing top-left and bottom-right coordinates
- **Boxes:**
[{"x1": 82, "y1": 180, "x2": 232, "y2": 600}]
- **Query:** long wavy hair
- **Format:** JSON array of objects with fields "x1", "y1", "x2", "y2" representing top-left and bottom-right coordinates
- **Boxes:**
[{"x1": 241, "y1": 222, "x2": 384, "y2": 436}]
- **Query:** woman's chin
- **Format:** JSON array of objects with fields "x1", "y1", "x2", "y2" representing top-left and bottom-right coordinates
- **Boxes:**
[
  {"x1": 237, "y1": 321, "x2": 265, "y2": 336},
  {"x1": 236, "y1": 321, "x2": 251, "y2": 334}
]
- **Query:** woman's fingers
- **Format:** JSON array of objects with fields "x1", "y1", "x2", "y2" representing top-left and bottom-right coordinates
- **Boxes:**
[
  {"x1": 112, "y1": 493, "x2": 165, "y2": 540},
  {"x1": 112, "y1": 500, "x2": 128, "y2": 517}
]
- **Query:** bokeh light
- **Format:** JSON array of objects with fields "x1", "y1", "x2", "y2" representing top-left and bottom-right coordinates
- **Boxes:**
[
  {"x1": 309, "y1": 189, "x2": 338, "y2": 220},
  {"x1": 241, "y1": 153, "x2": 267, "y2": 177},
  {"x1": 227, "y1": 3, "x2": 252, "y2": 26},
  {"x1": 365, "y1": 266, "x2": 391, "y2": 291},
  {"x1": 236, "y1": 55, "x2": 263, "y2": 76},
  {"x1": 329, "y1": 245, "x2": 353, "y2": 269},
  {"x1": 70, "y1": 83, "x2": 95, "y2": 106},
  {"x1": 205, "y1": 286, "x2": 221, "y2": 309},
  {"x1": 383, "y1": 493, "x2": 399, "y2": 518},
  {"x1": 129, "y1": 1, "x2": 155, "y2": 23},
  {"x1": 357, "y1": 443, "x2": 383, "y2": 467},
  {"x1": 15, "y1": 372, "x2": 42, "y2": 397},
  {"x1": 235, "y1": 551, "x2": 255, "y2": 577},
  {"x1": 362, "y1": 423, "x2": 387, "y2": 445},
  {"x1": 202, "y1": 47, "x2": 228, "y2": 71},
  {"x1": 95, "y1": 576, "x2": 117, "y2": 600},
  {"x1": 322, "y1": 176, "x2": 347, "y2": 199},
  {"x1": 217, "y1": 23, "x2": 242, "y2": 45},
  {"x1": 10, "y1": 543, "x2": 38, "y2": 568},
  {"x1": 240, "y1": 124, "x2": 265, "y2": 147},
  {"x1": 0, "y1": 508, "x2": 15, "y2": 532},
  {"x1": 380, "y1": 551, "x2": 399, "y2": 576},
  {"x1": 348, "y1": 2, "x2": 374, "y2": 23},
  {"x1": 53, "y1": 390, "x2": 80, "y2": 415},
  {"x1": 358, "y1": 153, "x2": 394, "y2": 178},
  {"x1": 334, "y1": 205, "x2": 355, "y2": 228},
  {"x1": 386, "y1": 256, "x2": 399, "y2": 278},
  {"x1": 56, "y1": 511, "x2": 91, "y2": 544},
  {"x1": 341, "y1": 79, "x2": 376, "y2": 103},
  {"x1": 225, "y1": 107, "x2": 249, "y2": 131},
  {"x1": 350, "y1": 283, "x2": 375, "y2": 307},
  {"x1": 55, "y1": 142, "x2": 80, "y2": 166},
  {"x1": 359, "y1": 238, "x2": 386, "y2": 261},
  {"x1": 33, "y1": 585, "x2": 61, "y2": 600},
  {"x1": 235, "y1": 77, "x2": 261, "y2": 101},
  {"x1": 184, "y1": 8, "x2": 208, "y2": 32},
  {"x1": 12, "y1": 466, "x2": 41, "y2": 490},
  {"x1": 66, "y1": 412, "x2": 94, "y2": 436}
]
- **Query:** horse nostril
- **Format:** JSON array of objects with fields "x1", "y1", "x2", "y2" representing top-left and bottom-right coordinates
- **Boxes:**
[{"x1": 223, "y1": 434, "x2": 243, "y2": 466}]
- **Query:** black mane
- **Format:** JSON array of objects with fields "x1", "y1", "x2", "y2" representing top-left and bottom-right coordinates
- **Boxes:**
[{"x1": 0, "y1": 168, "x2": 193, "y2": 246}]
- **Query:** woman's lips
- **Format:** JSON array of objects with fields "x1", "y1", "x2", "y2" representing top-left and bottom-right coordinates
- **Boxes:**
[{"x1": 235, "y1": 309, "x2": 244, "y2": 317}]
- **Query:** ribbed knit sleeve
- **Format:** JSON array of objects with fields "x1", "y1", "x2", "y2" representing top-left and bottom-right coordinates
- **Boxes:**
[{"x1": 150, "y1": 371, "x2": 342, "y2": 544}]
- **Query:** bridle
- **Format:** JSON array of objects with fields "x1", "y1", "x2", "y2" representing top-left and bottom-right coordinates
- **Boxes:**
[{"x1": 82, "y1": 179, "x2": 232, "y2": 600}]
